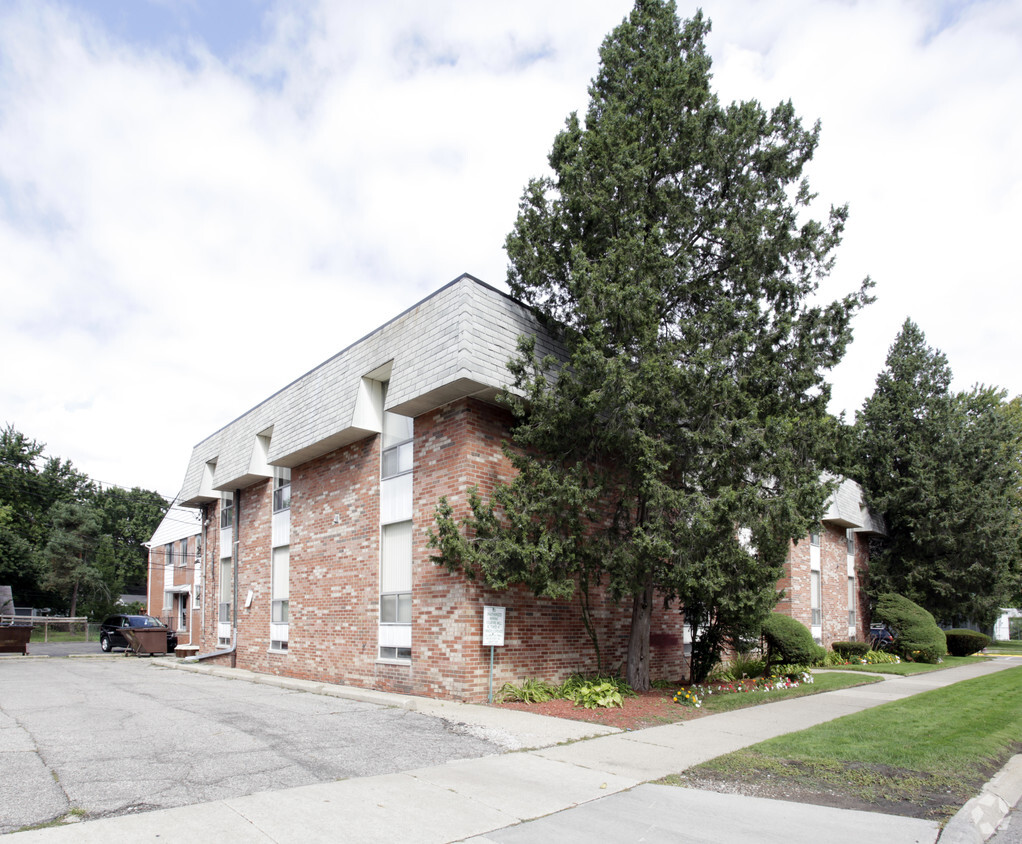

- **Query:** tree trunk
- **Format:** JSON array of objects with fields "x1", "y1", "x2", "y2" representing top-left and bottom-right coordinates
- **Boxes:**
[
  {"x1": 625, "y1": 577, "x2": 654, "y2": 691},
  {"x1": 69, "y1": 572, "x2": 79, "y2": 619}
]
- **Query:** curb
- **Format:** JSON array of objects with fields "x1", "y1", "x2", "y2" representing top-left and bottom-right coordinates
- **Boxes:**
[{"x1": 940, "y1": 754, "x2": 1022, "y2": 843}]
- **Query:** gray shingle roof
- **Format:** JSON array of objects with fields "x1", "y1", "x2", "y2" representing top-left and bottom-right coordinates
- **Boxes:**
[
  {"x1": 177, "y1": 274, "x2": 563, "y2": 505},
  {"x1": 822, "y1": 476, "x2": 885, "y2": 535}
]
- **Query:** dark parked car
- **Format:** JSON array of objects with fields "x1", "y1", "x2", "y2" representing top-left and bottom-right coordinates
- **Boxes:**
[
  {"x1": 869, "y1": 622, "x2": 896, "y2": 650},
  {"x1": 99, "y1": 615, "x2": 178, "y2": 653}
]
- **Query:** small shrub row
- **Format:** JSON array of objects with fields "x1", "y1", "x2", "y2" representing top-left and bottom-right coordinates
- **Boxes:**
[
  {"x1": 826, "y1": 647, "x2": 902, "y2": 665},
  {"x1": 832, "y1": 640, "x2": 870, "y2": 658},
  {"x1": 496, "y1": 674, "x2": 636, "y2": 708},
  {"x1": 945, "y1": 629, "x2": 991, "y2": 657}
]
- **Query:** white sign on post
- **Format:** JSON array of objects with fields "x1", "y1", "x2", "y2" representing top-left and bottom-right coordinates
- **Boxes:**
[{"x1": 482, "y1": 605, "x2": 506, "y2": 647}]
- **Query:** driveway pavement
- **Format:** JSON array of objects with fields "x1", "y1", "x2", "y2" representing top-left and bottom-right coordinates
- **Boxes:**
[
  {"x1": 2, "y1": 656, "x2": 1019, "y2": 842},
  {"x1": 0, "y1": 657, "x2": 504, "y2": 834}
]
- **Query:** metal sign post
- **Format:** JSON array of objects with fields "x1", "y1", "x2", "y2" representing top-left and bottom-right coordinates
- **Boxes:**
[{"x1": 482, "y1": 605, "x2": 506, "y2": 703}]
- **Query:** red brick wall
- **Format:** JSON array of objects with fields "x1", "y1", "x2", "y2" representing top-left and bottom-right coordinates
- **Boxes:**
[
  {"x1": 147, "y1": 537, "x2": 201, "y2": 646},
  {"x1": 196, "y1": 397, "x2": 686, "y2": 701}
]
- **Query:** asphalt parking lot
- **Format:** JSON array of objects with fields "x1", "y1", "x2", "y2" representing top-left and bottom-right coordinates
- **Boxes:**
[{"x1": 0, "y1": 657, "x2": 502, "y2": 834}]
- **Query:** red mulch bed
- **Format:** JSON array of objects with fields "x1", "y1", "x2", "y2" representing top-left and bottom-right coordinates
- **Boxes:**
[{"x1": 496, "y1": 688, "x2": 703, "y2": 731}]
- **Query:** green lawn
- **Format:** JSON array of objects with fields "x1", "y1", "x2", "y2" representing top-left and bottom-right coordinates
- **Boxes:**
[
  {"x1": 822, "y1": 654, "x2": 988, "y2": 675},
  {"x1": 698, "y1": 671, "x2": 880, "y2": 713},
  {"x1": 671, "y1": 666, "x2": 1022, "y2": 820},
  {"x1": 986, "y1": 640, "x2": 1022, "y2": 655},
  {"x1": 29, "y1": 628, "x2": 91, "y2": 643}
]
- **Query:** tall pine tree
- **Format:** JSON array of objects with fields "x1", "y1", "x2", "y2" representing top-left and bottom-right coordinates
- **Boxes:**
[
  {"x1": 431, "y1": 0, "x2": 870, "y2": 687},
  {"x1": 855, "y1": 320, "x2": 1020, "y2": 626}
]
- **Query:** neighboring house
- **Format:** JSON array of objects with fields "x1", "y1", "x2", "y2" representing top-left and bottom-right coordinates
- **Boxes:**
[
  {"x1": 158, "y1": 274, "x2": 878, "y2": 700},
  {"x1": 993, "y1": 609, "x2": 1022, "y2": 641},
  {"x1": 778, "y1": 477, "x2": 884, "y2": 647},
  {"x1": 144, "y1": 504, "x2": 202, "y2": 648}
]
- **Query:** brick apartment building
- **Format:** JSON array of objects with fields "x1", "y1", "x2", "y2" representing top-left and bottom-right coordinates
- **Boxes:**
[
  {"x1": 777, "y1": 476, "x2": 883, "y2": 647},
  {"x1": 144, "y1": 504, "x2": 202, "y2": 649},
  {"x1": 149, "y1": 274, "x2": 880, "y2": 701}
]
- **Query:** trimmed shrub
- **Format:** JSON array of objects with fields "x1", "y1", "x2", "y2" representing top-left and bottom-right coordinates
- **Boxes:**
[
  {"x1": 762, "y1": 613, "x2": 817, "y2": 666},
  {"x1": 832, "y1": 641, "x2": 870, "y2": 659},
  {"x1": 944, "y1": 629, "x2": 991, "y2": 657},
  {"x1": 873, "y1": 593, "x2": 947, "y2": 663}
]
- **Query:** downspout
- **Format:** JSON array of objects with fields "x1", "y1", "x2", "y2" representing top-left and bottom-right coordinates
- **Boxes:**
[
  {"x1": 187, "y1": 493, "x2": 240, "y2": 664},
  {"x1": 198, "y1": 503, "x2": 205, "y2": 645},
  {"x1": 232, "y1": 487, "x2": 239, "y2": 668}
]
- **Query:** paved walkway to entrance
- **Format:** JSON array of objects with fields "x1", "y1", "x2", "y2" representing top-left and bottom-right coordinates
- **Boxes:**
[{"x1": 6, "y1": 656, "x2": 1020, "y2": 843}]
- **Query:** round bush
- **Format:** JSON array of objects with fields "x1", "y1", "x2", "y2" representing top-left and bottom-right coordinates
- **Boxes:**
[
  {"x1": 944, "y1": 629, "x2": 991, "y2": 657},
  {"x1": 832, "y1": 641, "x2": 870, "y2": 659},
  {"x1": 762, "y1": 613, "x2": 817, "y2": 666},
  {"x1": 872, "y1": 593, "x2": 946, "y2": 663}
]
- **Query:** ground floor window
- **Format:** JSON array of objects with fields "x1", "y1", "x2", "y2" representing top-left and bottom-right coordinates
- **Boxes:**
[
  {"x1": 811, "y1": 570, "x2": 822, "y2": 628},
  {"x1": 379, "y1": 520, "x2": 412, "y2": 661},
  {"x1": 270, "y1": 546, "x2": 289, "y2": 652},
  {"x1": 848, "y1": 576, "x2": 856, "y2": 628}
]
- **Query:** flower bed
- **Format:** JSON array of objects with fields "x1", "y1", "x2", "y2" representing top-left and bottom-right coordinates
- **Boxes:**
[{"x1": 675, "y1": 671, "x2": 814, "y2": 708}]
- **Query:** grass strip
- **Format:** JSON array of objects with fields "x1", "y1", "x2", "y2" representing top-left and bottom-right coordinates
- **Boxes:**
[
  {"x1": 673, "y1": 666, "x2": 1022, "y2": 820},
  {"x1": 986, "y1": 640, "x2": 1022, "y2": 655},
  {"x1": 822, "y1": 655, "x2": 987, "y2": 675}
]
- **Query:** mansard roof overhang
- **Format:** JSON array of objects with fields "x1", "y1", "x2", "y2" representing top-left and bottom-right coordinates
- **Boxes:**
[
  {"x1": 820, "y1": 476, "x2": 886, "y2": 536},
  {"x1": 175, "y1": 274, "x2": 565, "y2": 506}
]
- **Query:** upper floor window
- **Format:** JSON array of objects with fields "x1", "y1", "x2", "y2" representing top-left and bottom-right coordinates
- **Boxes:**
[
  {"x1": 381, "y1": 412, "x2": 413, "y2": 480},
  {"x1": 273, "y1": 467, "x2": 291, "y2": 513},
  {"x1": 846, "y1": 528, "x2": 855, "y2": 555},
  {"x1": 809, "y1": 531, "x2": 821, "y2": 547},
  {"x1": 220, "y1": 492, "x2": 234, "y2": 529}
]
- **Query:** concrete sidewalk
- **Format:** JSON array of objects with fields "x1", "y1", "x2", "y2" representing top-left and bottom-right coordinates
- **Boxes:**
[{"x1": 8, "y1": 658, "x2": 1020, "y2": 843}]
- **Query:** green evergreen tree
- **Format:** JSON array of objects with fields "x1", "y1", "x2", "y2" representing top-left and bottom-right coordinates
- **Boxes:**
[
  {"x1": 93, "y1": 485, "x2": 168, "y2": 594},
  {"x1": 431, "y1": 1, "x2": 870, "y2": 688},
  {"x1": 41, "y1": 500, "x2": 105, "y2": 617},
  {"x1": 855, "y1": 321, "x2": 1020, "y2": 626}
]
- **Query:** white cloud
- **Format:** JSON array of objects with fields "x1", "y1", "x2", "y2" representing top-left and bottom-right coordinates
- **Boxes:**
[{"x1": 0, "y1": 0, "x2": 1019, "y2": 497}]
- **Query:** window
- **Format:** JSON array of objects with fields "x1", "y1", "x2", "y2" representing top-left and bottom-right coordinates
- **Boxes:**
[
  {"x1": 273, "y1": 467, "x2": 291, "y2": 513},
  {"x1": 218, "y1": 558, "x2": 232, "y2": 624},
  {"x1": 811, "y1": 570, "x2": 822, "y2": 627},
  {"x1": 379, "y1": 400, "x2": 413, "y2": 662},
  {"x1": 220, "y1": 492, "x2": 234, "y2": 529},
  {"x1": 848, "y1": 576, "x2": 856, "y2": 627},
  {"x1": 178, "y1": 537, "x2": 188, "y2": 567},
  {"x1": 165, "y1": 542, "x2": 175, "y2": 568},
  {"x1": 271, "y1": 547, "x2": 289, "y2": 624},
  {"x1": 810, "y1": 531, "x2": 821, "y2": 547},
  {"x1": 846, "y1": 529, "x2": 855, "y2": 556},
  {"x1": 380, "y1": 522, "x2": 412, "y2": 624}
]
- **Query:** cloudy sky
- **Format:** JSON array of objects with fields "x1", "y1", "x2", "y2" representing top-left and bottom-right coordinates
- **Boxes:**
[{"x1": 1, "y1": 0, "x2": 1019, "y2": 500}]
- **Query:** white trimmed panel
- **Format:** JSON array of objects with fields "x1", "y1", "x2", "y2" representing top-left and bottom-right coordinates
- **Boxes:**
[{"x1": 379, "y1": 624, "x2": 411, "y2": 648}]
